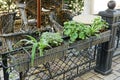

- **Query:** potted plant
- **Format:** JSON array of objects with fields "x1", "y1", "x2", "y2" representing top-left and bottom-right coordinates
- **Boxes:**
[
  {"x1": 10, "y1": 32, "x2": 68, "y2": 72},
  {"x1": 63, "y1": 17, "x2": 111, "y2": 50}
]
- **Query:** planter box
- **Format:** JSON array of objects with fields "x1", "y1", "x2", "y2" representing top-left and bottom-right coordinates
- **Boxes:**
[
  {"x1": 3, "y1": 30, "x2": 111, "y2": 72},
  {"x1": 69, "y1": 30, "x2": 111, "y2": 51},
  {"x1": 9, "y1": 43, "x2": 68, "y2": 72}
]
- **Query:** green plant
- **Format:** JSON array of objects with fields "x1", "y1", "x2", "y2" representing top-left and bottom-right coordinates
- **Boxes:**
[
  {"x1": 64, "y1": 0, "x2": 84, "y2": 15},
  {"x1": 91, "y1": 17, "x2": 109, "y2": 31},
  {"x1": 63, "y1": 17, "x2": 109, "y2": 43},
  {"x1": 17, "y1": 32, "x2": 63, "y2": 66},
  {"x1": 38, "y1": 32, "x2": 63, "y2": 58},
  {"x1": 64, "y1": 21, "x2": 88, "y2": 42}
]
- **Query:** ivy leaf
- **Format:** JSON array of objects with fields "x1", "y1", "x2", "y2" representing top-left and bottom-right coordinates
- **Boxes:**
[
  {"x1": 64, "y1": 29, "x2": 71, "y2": 36},
  {"x1": 79, "y1": 32, "x2": 86, "y2": 40},
  {"x1": 70, "y1": 32, "x2": 78, "y2": 42}
]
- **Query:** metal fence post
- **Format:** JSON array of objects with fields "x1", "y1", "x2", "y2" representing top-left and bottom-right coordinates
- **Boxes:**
[
  {"x1": 2, "y1": 54, "x2": 9, "y2": 80},
  {"x1": 95, "y1": 0, "x2": 119, "y2": 75}
]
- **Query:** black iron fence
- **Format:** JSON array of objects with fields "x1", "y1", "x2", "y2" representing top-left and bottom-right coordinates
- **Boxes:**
[
  {"x1": 0, "y1": 30, "x2": 111, "y2": 80},
  {"x1": 114, "y1": 9, "x2": 120, "y2": 56},
  {"x1": 0, "y1": 43, "x2": 99, "y2": 80}
]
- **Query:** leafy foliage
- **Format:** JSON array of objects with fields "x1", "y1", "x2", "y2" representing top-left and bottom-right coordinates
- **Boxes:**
[
  {"x1": 40, "y1": 32, "x2": 63, "y2": 47},
  {"x1": 64, "y1": 0, "x2": 84, "y2": 14},
  {"x1": 0, "y1": 0, "x2": 16, "y2": 12},
  {"x1": 17, "y1": 32, "x2": 63, "y2": 66},
  {"x1": 64, "y1": 21, "x2": 87, "y2": 42},
  {"x1": 91, "y1": 17, "x2": 109, "y2": 31},
  {"x1": 38, "y1": 32, "x2": 63, "y2": 58},
  {"x1": 63, "y1": 17, "x2": 109, "y2": 43}
]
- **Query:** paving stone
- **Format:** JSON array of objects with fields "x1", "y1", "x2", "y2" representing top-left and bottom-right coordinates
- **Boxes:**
[
  {"x1": 114, "y1": 77, "x2": 120, "y2": 80},
  {"x1": 115, "y1": 64, "x2": 120, "y2": 68},
  {"x1": 74, "y1": 77, "x2": 83, "y2": 80},
  {"x1": 114, "y1": 58, "x2": 120, "y2": 64},
  {"x1": 112, "y1": 56, "x2": 120, "y2": 61},
  {"x1": 96, "y1": 74, "x2": 106, "y2": 79},
  {"x1": 112, "y1": 66, "x2": 120, "y2": 71},
  {"x1": 90, "y1": 70, "x2": 99, "y2": 75},
  {"x1": 112, "y1": 70, "x2": 120, "y2": 76},
  {"x1": 116, "y1": 69, "x2": 120, "y2": 73},
  {"x1": 86, "y1": 78, "x2": 94, "y2": 80},
  {"x1": 112, "y1": 61, "x2": 118, "y2": 67},
  {"x1": 29, "y1": 75, "x2": 37, "y2": 80},
  {"x1": 103, "y1": 74, "x2": 117, "y2": 80},
  {"x1": 81, "y1": 72, "x2": 95, "y2": 80},
  {"x1": 0, "y1": 68, "x2": 3, "y2": 80},
  {"x1": 91, "y1": 76, "x2": 103, "y2": 80}
]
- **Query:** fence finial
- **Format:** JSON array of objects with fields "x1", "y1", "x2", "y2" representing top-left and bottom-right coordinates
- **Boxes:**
[{"x1": 107, "y1": 0, "x2": 116, "y2": 9}]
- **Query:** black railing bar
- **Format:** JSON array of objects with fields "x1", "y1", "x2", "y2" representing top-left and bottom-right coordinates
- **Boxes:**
[
  {"x1": 0, "y1": 46, "x2": 32, "y2": 55},
  {"x1": 1, "y1": 59, "x2": 30, "y2": 68},
  {"x1": 68, "y1": 35, "x2": 110, "y2": 49}
]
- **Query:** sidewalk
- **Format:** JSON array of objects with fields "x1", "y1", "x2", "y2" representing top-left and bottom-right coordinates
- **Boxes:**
[{"x1": 74, "y1": 55, "x2": 120, "y2": 80}]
